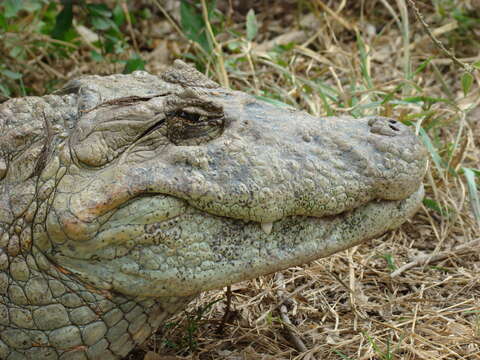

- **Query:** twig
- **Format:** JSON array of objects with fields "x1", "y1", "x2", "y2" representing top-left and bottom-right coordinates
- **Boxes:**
[
  {"x1": 24, "y1": 47, "x2": 66, "y2": 79},
  {"x1": 150, "y1": 0, "x2": 187, "y2": 41},
  {"x1": 121, "y1": 1, "x2": 139, "y2": 54},
  {"x1": 200, "y1": 0, "x2": 230, "y2": 88},
  {"x1": 150, "y1": 0, "x2": 210, "y2": 62},
  {"x1": 34, "y1": 33, "x2": 78, "y2": 48},
  {"x1": 216, "y1": 285, "x2": 232, "y2": 334},
  {"x1": 314, "y1": 0, "x2": 356, "y2": 31},
  {"x1": 406, "y1": 0, "x2": 475, "y2": 73},
  {"x1": 272, "y1": 277, "x2": 318, "y2": 312},
  {"x1": 252, "y1": 30, "x2": 307, "y2": 57},
  {"x1": 275, "y1": 273, "x2": 315, "y2": 358},
  {"x1": 390, "y1": 238, "x2": 480, "y2": 277},
  {"x1": 328, "y1": 270, "x2": 353, "y2": 294}
]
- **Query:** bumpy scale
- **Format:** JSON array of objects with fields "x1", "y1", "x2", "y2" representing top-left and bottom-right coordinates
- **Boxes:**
[{"x1": 0, "y1": 61, "x2": 428, "y2": 359}]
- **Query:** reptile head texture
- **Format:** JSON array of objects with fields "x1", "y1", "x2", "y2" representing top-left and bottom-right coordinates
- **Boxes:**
[
  {"x1": 0, "y1": 60, "x2": 427, "y2": 359},
  {"x1": 42, "y1": 60, "x2": 427, "y2": 296}
]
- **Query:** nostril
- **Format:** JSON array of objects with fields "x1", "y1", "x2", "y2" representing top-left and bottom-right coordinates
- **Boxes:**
[{"x1": 368, "y1": 116, "x2": 403, "y2": 136}]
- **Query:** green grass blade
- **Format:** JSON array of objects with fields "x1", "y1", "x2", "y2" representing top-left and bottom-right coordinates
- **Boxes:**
[
  {"x1": 356, "y1": 32, "x2": 373, "y2": 89},
  {"x1": 463, "y1": 167, "x2": 480, "y2": 225},
  {"x1": 419, "y1": 128, "x2": 443, "y2": 175}
]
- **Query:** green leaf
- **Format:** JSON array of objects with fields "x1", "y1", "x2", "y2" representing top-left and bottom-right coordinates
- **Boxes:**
[
  {"x1": 473, "y1": 61, "x2": 480, "y2": 70},
  {"x1": 1, "y1": 69, "x2": 23, "y2": 80},
  {"x1": 59, "y1": 27, "x2": 78, "y2": 43},
  {"x1": 0, "y1": 13, "x2": 7, "y2": 31},
  {"x1": 246, "y1": 9, "x2": 258, "y2": 41},
  {"x1": 91, "y1": 16, "x2": 112, "y2": 30},
  {"x1": 414, "y1": 57, "x2": 432, "y2": 75},
  {"x1": 86, "y1": 3, "x2": 112, "y2": 18},
  {"x1": 123, "y1": 53, "x2": 145, "y2": 74},
  {"x1": 104, "y1": 32, "x2": 125, "y2": 53},
  {"x1": 463, "y1": 167, "x2": 480, "y2": 225},
  {"x1": 401, "y1": 96, "x2": 451, "y2": 105},
  {"x1": 423, "y1": 198, "x2": 447, "y2": 216},
  {"x1": 23, "y1": 0, "x2": 44, "y2": 12},
  {"x1": 9, "y1": 46, "x2": 25, "y2": 58},
  {"x1": 355, "y1": 100, "x2": 383, "y2": 110},
  {"x1": 90, "y1": 50, "x2": 103, "y2": 62},
  {"x1": 333, "y1": 350, "x2": 354, "y2": 360},
  {"x1": 51, "y1": 0, "x2": 73, "y2": 40},
  {"x1": 4, "y1": 0, "x2": 23, "y2": 18},
  {"x1": 227, "y1": 41, "x2": 241, "y2": 51},
  {"x1": 206, "y1": 0, "x2": 217, "y2": 19},
  {"x1": 112, "y1": 3, "x2": 125, "y2": 26},
  {"x1": 139, "y1": 8, "x2": 152, "y2": 19},
  {"x1": 380, "y1": 253, "x2": 397, "y2": 271},
  {"x1": 461, "y1": 72, "x2": 474, "y2": 95},
  {"x1": 272, "y1": 42, "x2": 295, "y2": 53},
  {"x1": 180, "y1": 0, "x2": 211, "y2": 52},
  {"x1": 0, "y1": 83, "x2": 11, "y2": 97}
]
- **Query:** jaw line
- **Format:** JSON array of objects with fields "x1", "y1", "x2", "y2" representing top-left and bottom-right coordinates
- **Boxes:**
[{"x1": 50, "y1": 185, "x2": 424, "y2": 297}]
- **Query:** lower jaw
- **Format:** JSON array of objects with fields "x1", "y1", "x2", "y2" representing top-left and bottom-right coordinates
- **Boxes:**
[{"x1": 53, "y1": 185, "x2": 424, "y2": 297}]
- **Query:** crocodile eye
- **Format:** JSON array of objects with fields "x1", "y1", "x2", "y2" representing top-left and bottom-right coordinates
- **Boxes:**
[
  {"x1": 166, "y1": 110, "x2": 224, "y2": 145},
  {"x1": 178, "y1": 111, "x2": 200, "y2": 122}
]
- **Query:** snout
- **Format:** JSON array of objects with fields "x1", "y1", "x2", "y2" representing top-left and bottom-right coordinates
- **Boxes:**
[{"x1": 368, "y1": 116, "x2": 411, "y2": 137}]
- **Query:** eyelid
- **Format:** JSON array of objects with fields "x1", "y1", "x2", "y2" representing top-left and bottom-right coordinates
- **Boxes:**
[
  {"x1": 177, "y1": 105, "x2": 223, "y2": 117},
  {"x1": 167, "y1": 111, "x2": 220, "y2": 122}
]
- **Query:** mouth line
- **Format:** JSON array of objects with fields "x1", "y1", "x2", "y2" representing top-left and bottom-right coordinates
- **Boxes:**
[
  {"x1": 94, "y1": 186, "x2": 421, "y2": 248},
  {"x1": 52, "y1": 185, "x2": 424, "y2": 297}
]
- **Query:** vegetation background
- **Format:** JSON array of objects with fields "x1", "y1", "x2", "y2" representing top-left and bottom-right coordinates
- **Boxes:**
[{"x1": 1, "y1": 0, "x2": 480, "y2": 359}]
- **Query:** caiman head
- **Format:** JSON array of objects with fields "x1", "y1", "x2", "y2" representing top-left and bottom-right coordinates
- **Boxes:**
[{"x1": 31, "y1": 60, "x2": 427, "y2": 298}]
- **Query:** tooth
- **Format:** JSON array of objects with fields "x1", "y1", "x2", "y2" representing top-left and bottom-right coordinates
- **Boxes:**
[{"x1": 261, "y1": 222, "x2": 273, "y2": 235}]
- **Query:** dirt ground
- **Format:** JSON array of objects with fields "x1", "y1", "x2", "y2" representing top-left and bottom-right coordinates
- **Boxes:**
[{"x1": 4, "y1": 1, "x2": 480, "y2": 359}]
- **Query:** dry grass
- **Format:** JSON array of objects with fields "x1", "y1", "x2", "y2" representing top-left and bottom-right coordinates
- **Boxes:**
[{"x1": 3, "y1": 1, "x2": 480, "y2": 359}]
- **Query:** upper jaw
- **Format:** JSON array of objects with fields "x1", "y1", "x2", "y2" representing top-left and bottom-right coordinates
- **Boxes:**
[{"x1": 52, "y1": 93, "x2": 427, "y2": 245}]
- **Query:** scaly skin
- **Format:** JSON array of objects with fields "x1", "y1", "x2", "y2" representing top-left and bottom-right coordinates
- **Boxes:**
[{"x1": 0, "y1": 61, "x2": 427, "y2": 359}]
